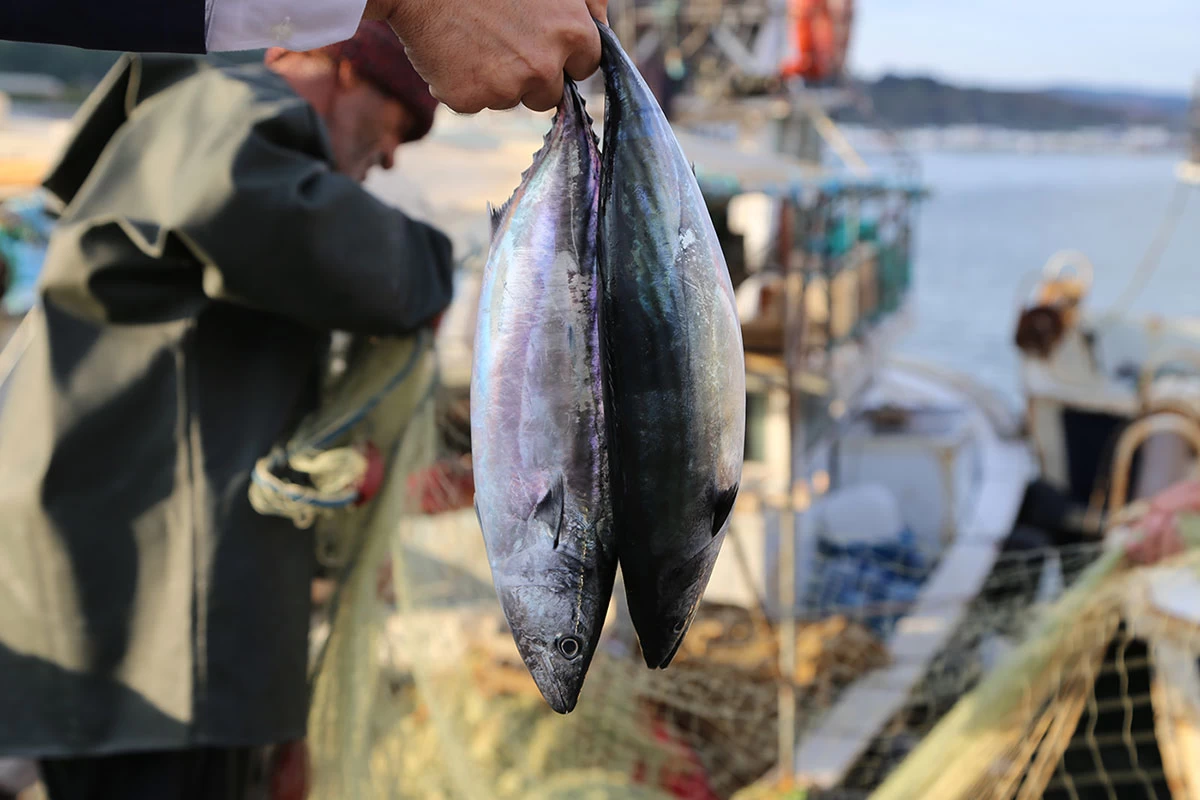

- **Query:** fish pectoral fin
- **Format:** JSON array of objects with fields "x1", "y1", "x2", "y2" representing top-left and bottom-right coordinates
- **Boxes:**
[
  {"x1": 711, "y1": 483, "x2": 739, "y2": 538},
  {"x1": 530, "y1": 475, "x2": 567, "y2": 549}
]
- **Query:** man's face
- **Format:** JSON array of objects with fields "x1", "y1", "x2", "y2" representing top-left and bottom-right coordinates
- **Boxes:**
[{"x1": 326, "y1": 66, "x2": 411, "y2": 182}]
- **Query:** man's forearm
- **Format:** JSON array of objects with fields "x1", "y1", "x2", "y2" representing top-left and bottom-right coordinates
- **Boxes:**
[
  {"x1": 3, "y1": 0, "x2": 611, "y2": 115},
  {"x1": 0, "y1": 0, "x2": 206, "y2": 53}
]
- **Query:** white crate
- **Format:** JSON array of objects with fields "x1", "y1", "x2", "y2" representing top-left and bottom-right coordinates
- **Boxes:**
[{"x1": 833, "y1": 407, "x2": 982, "y2": 559}]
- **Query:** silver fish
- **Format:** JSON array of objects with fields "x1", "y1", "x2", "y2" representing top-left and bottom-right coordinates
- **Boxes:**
[
  {"x1": 596, "y1": 21, "x2": 747, "y2": 669},
  {"x1": 470, "y1": 79, "x2": 615, "y2": 713}
]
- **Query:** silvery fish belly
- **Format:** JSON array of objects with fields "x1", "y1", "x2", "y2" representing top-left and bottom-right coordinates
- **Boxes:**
[
  {"x1": 596, "y1": 21, "x2": 747, "y2": 669},
  {"x1": 469, "y1": 80, "x2": 615, "y2": 714}
]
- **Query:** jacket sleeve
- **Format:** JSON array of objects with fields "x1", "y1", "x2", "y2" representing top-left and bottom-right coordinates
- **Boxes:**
[
  {"x1": 180, "y1": 109, "x2": 456, "y2": 337},
  {"x1": 206, "y1": 0, "x2": 366, "y2": 52},
  {"x1": 0, "y1": 0, "x2": 206, "y2": 53}
]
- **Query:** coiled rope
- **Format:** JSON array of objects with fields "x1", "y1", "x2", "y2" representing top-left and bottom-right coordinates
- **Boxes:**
[{"x1": 249, "y1": 329, "x2": 434, "y2": 529}]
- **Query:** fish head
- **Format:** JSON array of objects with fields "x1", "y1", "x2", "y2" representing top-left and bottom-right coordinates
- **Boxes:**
[
  {"x1": 640, "y1": 484, "x2": 741, "y2": 669},
  {"x1": 480, "y1": 480, "x2": 614, "y2": 714},
  {"x1": 495, "y1": 551, "x2": 611, "y2": 714}
]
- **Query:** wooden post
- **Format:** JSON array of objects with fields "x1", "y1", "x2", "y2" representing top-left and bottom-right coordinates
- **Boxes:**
[
  {"x1": 776, "y1": 195, "x2": 811, "y2": 782},
  {"x1": 776, "y1": 496, "x2": 797, "y2": 777}
]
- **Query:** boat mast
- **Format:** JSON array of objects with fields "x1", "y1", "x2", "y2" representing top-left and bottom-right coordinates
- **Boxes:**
[
  {"x1": 1178, "y1": 75, "x2": 1200, "y2": 185},
  {"x1": 606, "y1": 0, "x2": 861, "y2": 163}
]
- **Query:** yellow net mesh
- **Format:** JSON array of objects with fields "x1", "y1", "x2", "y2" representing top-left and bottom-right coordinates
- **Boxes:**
[
  {"x1": 291, "y1": 334, "x2": 1200, "y2": 800},
  {"x1": 305, "y1": 462, "x2": 1200, "y2": 800},
  {"x1": 861, "y1": 547, "x2": 1200, "y2": 800}
]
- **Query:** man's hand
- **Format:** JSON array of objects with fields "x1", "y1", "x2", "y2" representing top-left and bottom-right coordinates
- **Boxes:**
[
  {"x1": 365, "y1": 0, "x2": 609, "y2": 114},
  {"x1": 1125, "y1": 522, "x2": 1184, "y2": 566},
  {"x1": 1123, "y1": 477, "x2": 1200, "y2": 565}
]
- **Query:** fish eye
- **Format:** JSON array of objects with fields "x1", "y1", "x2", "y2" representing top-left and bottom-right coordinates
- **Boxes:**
[{"x1": 556, "y1": 635, "x2": 582, "y2": 660}]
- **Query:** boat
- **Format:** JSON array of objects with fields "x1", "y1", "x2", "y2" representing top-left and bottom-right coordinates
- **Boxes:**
[
  {"x1": 1012, "y1": 76, "x2": 1200, "y2": 525},
  {"x1": 0, "y1": 91, "x2": 66, "y2": 354},
  {"x1": 957, "y1": 78, "x2": 1200, "y2": 800}
]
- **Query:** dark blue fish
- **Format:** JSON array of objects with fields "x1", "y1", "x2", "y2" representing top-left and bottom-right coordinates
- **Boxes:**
[
  {"x1": 470, "y1": 79, "x2": 615, "y2": 713},
  {"x1": 596, "y1": 22, "x2": 747, "y2": 669}
]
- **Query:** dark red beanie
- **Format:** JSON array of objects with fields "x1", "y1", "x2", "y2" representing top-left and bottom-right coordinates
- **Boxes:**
[{"x1": 318, "y1": 21, "x2": 438, "y2": 142}]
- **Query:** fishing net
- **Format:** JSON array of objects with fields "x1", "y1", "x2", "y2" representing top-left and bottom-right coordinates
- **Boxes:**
[
  {"x1": 309, "y1": 501, "x2": 888, "y2": 800},
  {"x1": 294, "y1": 328, "x2": 893, "y2": 800},
  {"x1": 300, "y1": 403, "x2": 1200, "y2": 800},
  {"x1": 853, "y1": 503, "x2": 1200, "y2": 800},
  {"x1": 268, "y1": 111, "x2": 1200, "y2": 800},
  {"x1": 9, "y1": 322, "x2": 1195, "y2": 800}
]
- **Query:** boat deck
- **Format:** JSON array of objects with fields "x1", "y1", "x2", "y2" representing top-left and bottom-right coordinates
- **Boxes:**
[
  {"x1": 793, "y1": 376, "x2": 1031, "y2": 787},
  {"x1": 788, "y1": 359, "x2": 1033, "y2": 789}
]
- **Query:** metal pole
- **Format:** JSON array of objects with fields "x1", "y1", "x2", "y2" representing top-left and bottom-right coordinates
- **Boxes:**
[
  {"x1": 776, "y1": 496, "x2": 797, "y2": 777},
  {"x1": 776, "y1": 200, "x2": 808, "y2": 781},
  {"x1": 1189, "y1": 75, "x2": 1199, "y2": 165}
]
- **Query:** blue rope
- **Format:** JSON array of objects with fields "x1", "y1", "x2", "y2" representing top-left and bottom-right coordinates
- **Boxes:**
[
  {"x1": 250, "y1": 331, "x2": 434, "y2": 511},
  {"x1": 304, "y1": 329, "x2": 431, "y2": 452}
]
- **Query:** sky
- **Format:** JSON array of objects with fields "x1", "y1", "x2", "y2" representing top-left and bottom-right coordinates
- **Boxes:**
[{"x1": 848, "y1": 0, "x2": 1199, "y2": 95}]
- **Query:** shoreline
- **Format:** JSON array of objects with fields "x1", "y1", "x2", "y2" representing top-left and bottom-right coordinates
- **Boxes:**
[{"x1": 841, "y1": 123, "x2": 1187, "y2": 157}]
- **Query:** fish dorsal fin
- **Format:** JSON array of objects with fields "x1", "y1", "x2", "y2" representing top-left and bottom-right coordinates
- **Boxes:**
[
  {"x1": 711, "y1": 483, "x2": 739, "y2": 538},
  {"x1": 530, "y1": 475, "x2": 566, "y2": 549},
  {"x1": 569, "y1": 79, "x2": 602, "y2": 152},
  {"x1": 487, "y1": 82, "x2": 588, "y2": 243},
  {"x1": 486, "y1": 201, "x2": 509, "y2": 241}
]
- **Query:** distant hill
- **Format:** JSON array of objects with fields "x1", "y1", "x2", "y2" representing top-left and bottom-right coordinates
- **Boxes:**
[
  {"x1": 836, "y1": 74, "x2": 1191, "y2": 132},
  {"x1": 1044, "y1": 86, "x2": 1192, "y2": 120}
]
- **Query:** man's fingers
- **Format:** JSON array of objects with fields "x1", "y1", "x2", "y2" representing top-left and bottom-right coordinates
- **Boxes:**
[
  {"x1": 563, "y1": 22, "x2": 602, "y2": 82},
  {"x1": 389, "y1": 0, "x2": 608, "y2": 115},
  {"x1": 522, "y1": 70, "x2": 566, "y2": 113},
  {"x1": 429, "y1": 84, "x2": 488, "y2": 115}
]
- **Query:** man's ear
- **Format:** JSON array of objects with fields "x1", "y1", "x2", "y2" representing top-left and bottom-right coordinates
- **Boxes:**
[{"x1": 336, "y1": 59, "x2": 362, "y2": 90}]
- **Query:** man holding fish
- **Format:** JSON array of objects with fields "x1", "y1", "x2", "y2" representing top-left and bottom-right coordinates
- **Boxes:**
[
  {"x1": 0, "y1": 0, "x2": 610, "y2": 115},
  {"x1": 0, "y1": 19, "x2": 454, "y2": 800}
]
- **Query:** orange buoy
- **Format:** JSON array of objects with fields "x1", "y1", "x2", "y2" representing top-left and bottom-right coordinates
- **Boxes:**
[{"x1": 779, "y1": 0, "x2": 854, "y2": 83}]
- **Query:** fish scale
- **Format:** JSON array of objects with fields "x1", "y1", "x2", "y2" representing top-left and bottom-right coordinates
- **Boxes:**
[
  {"x1": 596, "y1": 20, "x2": 747, "y2": 670},
  {"x1": 471, "y1": 26, "x2": 746, "y2": 710},
  {"x1": 470, "y1": 79, "x2": 614, "y2": 714}
]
